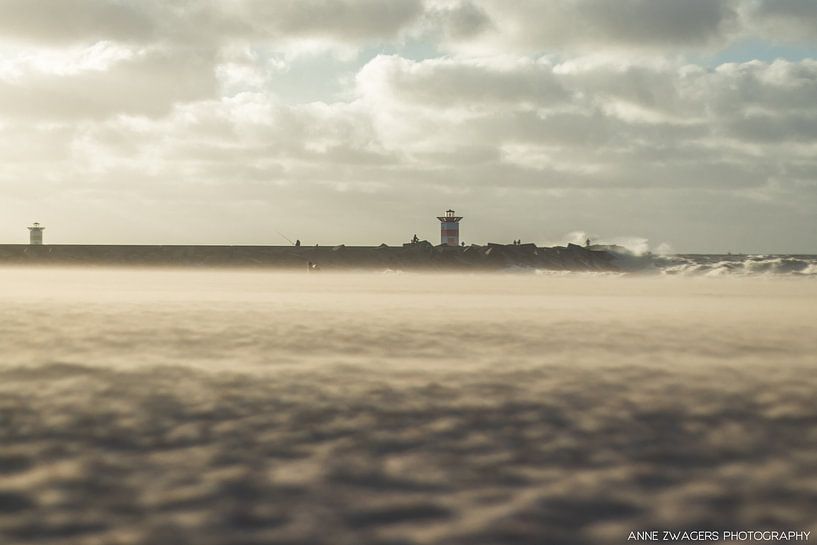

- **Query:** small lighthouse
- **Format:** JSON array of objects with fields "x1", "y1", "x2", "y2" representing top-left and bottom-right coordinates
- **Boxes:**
[
  {"x1": 436, "y1": 209, "x2": 462, "y2": 246},
  {"x1": 28, "y1": 222, "x2": 44, "y2": 245}
]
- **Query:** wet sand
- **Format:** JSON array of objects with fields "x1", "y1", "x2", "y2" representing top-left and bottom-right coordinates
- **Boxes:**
[{"x1": 1, "y1": 269, "x2": 816, "y2": 544}]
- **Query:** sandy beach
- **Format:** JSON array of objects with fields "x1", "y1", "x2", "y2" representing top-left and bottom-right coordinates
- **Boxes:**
[{"x1": 1, "y1": 269, "x2": 816, "y2": 544}]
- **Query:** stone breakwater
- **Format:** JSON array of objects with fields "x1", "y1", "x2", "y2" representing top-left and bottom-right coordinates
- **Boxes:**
[{"x1": 0, "y1": 242, "x2": 619, "y2": 271}]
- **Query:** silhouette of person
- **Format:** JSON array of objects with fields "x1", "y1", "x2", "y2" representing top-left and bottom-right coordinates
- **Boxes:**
[{"x1": 295, "y1": 239, "x2": 301, "y2": 247}]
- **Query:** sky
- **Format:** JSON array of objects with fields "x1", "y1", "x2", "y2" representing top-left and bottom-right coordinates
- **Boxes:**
[{"x1": 1, "y1": 0, "x2": 817, "y2": 253}]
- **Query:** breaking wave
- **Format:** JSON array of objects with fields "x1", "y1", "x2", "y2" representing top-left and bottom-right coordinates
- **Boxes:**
[
  {"x1": 650, "y1": 254, "x2": 817, "y2": 277},
  {"x1": 527, "y1": 253, "x2": 817, "y2": 277}
]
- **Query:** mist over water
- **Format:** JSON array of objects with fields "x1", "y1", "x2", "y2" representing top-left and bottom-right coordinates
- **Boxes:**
[{"x1": 2, "y1": 268, "x2": 817, "y2": 545}]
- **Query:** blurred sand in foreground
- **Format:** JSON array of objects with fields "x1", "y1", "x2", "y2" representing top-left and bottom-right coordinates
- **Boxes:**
[{"x1": 1, "y1": 269, "x2": 816, "y2": 544}]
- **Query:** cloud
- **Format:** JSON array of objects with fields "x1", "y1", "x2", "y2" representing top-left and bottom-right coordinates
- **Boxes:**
[
  {"x1": 0, "y1": 0, "x2": 155, "y2": 45},
  {"x1": 420, "y1": 1, "x2": 494, "y2": 41},
  {"x1": 358, "y1": 55, "x2": 568, "y2": 110},
  {"x1": 437, "y1": 0, "x2": 742, "y2": 54},
  {"x1": 0, "y1": 1, "x2": 816, "y2": 250},
  {"x1": 0, "y1": 45, "x2": 218, "y2": 120},
  {"x1": 4, "y1": 54, "x2": 816, "y2": 247},
  {"x1": 0, "y1": 0, "x2": 426, "y2": 48},
  {"x1": 355, "y1": 54, "x2": 817, "y2": 154},
  {"x1": 1, "y1": 0, "x2": 814, "y2": 53},
  {"x1": 746, "y1": 0, "x2": 817, "y2": 41},
  {"x1": 238, "y1": 0, "x2": 425, "y2": 43}
]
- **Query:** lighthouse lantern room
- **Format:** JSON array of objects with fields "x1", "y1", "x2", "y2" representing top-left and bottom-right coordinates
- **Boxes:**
[{"x1": 28, "y1": 222, "x2": 45, "y2": 245}]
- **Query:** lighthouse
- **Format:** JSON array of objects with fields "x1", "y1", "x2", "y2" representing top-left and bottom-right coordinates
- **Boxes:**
[
  {"x1": 28, "y1": 222, "x2": 44, "y2": 245},
  {"x1": 436, "y1": 209, "x2": 462, "y2": 246}
]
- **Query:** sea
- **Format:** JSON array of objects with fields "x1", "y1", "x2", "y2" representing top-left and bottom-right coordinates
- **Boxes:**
[
  {"x1": 600, "y1": 252, "x2": 817, "y2": 277},
  {"x1": 1, "y1": 261, "x2": 816, "y2": 545},
  {"x1": 650, "y1": 254, "x2": 817, "y2": 276}
]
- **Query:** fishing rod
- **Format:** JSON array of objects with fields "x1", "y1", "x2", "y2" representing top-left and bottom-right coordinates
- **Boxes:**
[{"x1": 275, "y1": 230, "x2": 295, "y2": 246}]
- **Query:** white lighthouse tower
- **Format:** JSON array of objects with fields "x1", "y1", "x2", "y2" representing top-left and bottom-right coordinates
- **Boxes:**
[{"x1": 28, "y1": 222, "x2": 44, "y2": 245}]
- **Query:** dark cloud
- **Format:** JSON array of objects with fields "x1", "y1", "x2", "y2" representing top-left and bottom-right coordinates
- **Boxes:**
[
  {"x1": 1, "y1": 0, "x2": 815, "y2": 51},
  {"x1": 0, "y1": 0, "x2": 155, "y2": 45},
  {"x1": 0, "y1": 0, "x2": 426, "y2": 46},
  {"x1": 441, "y1": 0, "x2": 741, "y2": 53},
  {"x1": 424, "y1": 1, "x2": 494, "y2": 41},
  {"x1": 749, "y1": 0, "x2": 817, "y2": 40},
  {"x1": 726, "y1": 112, "x2": 817, "y2": 142},
  {"x1": 240, "y1": 0, "x2": 425, "y2": 42}
]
